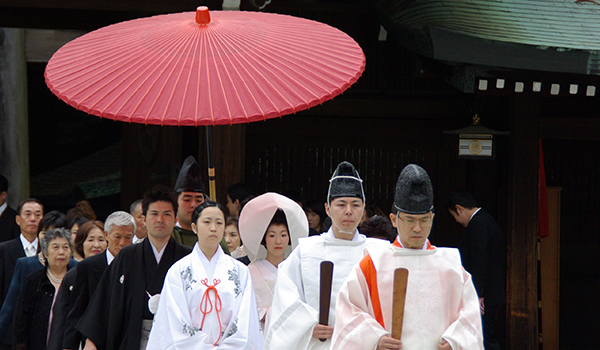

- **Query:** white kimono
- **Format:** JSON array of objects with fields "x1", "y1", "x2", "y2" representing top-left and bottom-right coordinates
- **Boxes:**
[
  {"x1": 248, "y1": 258, "x2": 277, "y2": 334},
  {"x1": 146, "y1": 245, "x2": 264, "y2": 350},
  {"x1": 264, "y1": 228, "x2": 389, "y2": 350},
  {"x1": 332, "y1": 240, "x2": 484, "y2": 350}
]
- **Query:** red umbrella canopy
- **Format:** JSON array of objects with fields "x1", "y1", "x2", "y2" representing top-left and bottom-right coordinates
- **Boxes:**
[{"x1": 45, "y1": 7, "x2": 365, "y2": 126}]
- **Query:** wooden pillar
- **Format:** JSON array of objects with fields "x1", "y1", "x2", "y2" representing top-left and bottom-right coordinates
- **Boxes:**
[
  {"x1": 506, "y1": 94, "x2": 540, "y2": 349},
  {"x1": 121, "y1": 124, "x2": 182, "y2": 209},
  {"x1": 0, "y1": 28, "x2": 29, "y2": 207},
  {"x1": 210, "y1": 124, "x2": 246, "y2": 205}
]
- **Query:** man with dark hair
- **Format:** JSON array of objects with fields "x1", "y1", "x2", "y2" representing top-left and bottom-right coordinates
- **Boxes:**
[
  {"x1": 77, "y1": 185, "x2": 191, "y2": 350},
  {"x1": 266, "y1": 161, "x2": 388, "y2": 350},
  {"x1": 226, "y1": 182, "x2": 250, "y2": 218},
  {"x1": 172, "y1": 156, "x2": 229, "y2": 254},
  {"x1": 129, "y1": 199, "x2": 147, "y2": 243},
  {"x1": 172, "y1": 156, "x2": 206, "y2": 246},
  {"x1": 332, "y1": 164, "x2": 483, "y2": 350},
  {"x1": 0, "y1": 198, "x2": 43, "y2": 350},
  {"x1": 0, "y1": 175, "x2": 19, "y2": 243},
  {"x1": 447, "y1": 190, "x2": 506, "y2": 350}
]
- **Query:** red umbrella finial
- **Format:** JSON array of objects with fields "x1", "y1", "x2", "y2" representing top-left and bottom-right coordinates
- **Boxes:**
[{"x1": 196, "y1": 6, "x2": 211, "y2": 25}]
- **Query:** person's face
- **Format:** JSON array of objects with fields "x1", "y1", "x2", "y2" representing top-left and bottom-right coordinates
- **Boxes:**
[
  {"x1": 264, "y1": 223, "x2": 289, "y2": 259},
  {"x1": 306, "y1": 210, "x2": 321, "y2": 231},
  {"x1": 177, "y1": 192, "x2": 205, "y2": 228},
  {"x1": 224, "y1": 224, "x2": 241, "y2": 251},
  {"x1": 83, "y1": 227, "x2": 108, "y2": 258},
  {"x1": 70, "y1": 223, "x2": 79, "y2": 243},
  {"x1": 325, "y1": 197, "x2": 364, "y2": 234},
  {"x1": 192, "y1": 207, "x2": 225, "y2": 255},
  {"x1": 390, "y1": 212, "x2": 434, "y2": 249},
  {"x1": 105, "y1": 224, "x2": 134, "y2": 256},
  {"x1": 449, "y1": 205, "x2": 470, "y2": 228},
  {"x1": 45, "y1": 237, "x2": 71, "y2": 270},
  {"x1": 132, "y1": 203, "x2": 147, "y2": 237},
  {"x1": 16, "y1": 202, "x2": 43, "y2": 236},
  {"x1": 146, "y1": 201, "x2": 177, "y2": 240},
  {"x1": 226, "y1": 195, "x2": 239, "y2": 217}
]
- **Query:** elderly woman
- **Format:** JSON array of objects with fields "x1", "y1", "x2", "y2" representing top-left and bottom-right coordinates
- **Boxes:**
[
  {"x1": 47, "y1": 221, "x2": 106, "y2": 350},
  {"x1": 238, "y1": 192, "x2": 309, "y2": 334},
  {"x1": 13, "y1": 228, "x2": 73, "y2": 350},
  {"x1": 147, "y1": 201, "x2": 263, "y2": 350},
  {"x1": 0, "y1": 211, "x2": 77, "y2": 342}
]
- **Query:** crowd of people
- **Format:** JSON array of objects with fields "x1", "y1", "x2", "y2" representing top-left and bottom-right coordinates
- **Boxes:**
[{"x1": 0, "y1": 157, "x2": 506, "y2": 349}]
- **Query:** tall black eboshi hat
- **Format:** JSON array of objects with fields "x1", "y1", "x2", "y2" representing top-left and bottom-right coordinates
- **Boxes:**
[
  {"x1": 327, "y1": 161, "x2": 365, "y2": 204},
  {"x1": 393, "y1": 164, "x2": 434, "y2": 214},
  {"x1": 174, "y1": 156, "x2": 204, "y2": 194}
]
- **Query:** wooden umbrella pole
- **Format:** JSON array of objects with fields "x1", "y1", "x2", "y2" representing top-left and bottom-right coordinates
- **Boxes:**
[
  {"x1": 391, "y1": 268, "x2": 409, "y2": 340},
  {"x1": 206, "y1": 126, "x2": 217, "y2": 200}
]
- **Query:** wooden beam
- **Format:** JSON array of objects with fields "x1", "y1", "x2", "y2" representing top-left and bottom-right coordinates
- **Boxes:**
[
  {"x1": 506, "y1": 93, "x2": 540, "y2": 349},
  {"x1": 541, "y1": 118, "x2": 600, "y2": 141}
]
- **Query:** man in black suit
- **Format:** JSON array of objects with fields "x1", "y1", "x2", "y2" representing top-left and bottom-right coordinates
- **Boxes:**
[
  {"x1": 0, "y1": 175, "x2": 19, "y2": 243},
  {"x1": 447, "y1": 190, "x2": 505, "y2": 350},
  {"x1": 77, "y1": 185, "x2": 191, "y2": 350},
  {"x1": 0, "y1": 198, "x2": 43, "y2": 350},
  {"x1": 60, "y1": 211, "x2": 135, "y2": 350}
]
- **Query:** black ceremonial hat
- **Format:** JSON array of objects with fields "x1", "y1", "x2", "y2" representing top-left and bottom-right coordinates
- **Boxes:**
[
  {"x1": 393, "y1": 164, "x2": 434, "y2": 214},
  {"x1": 174, "y1": 156, "x2": 204, "y2": 194},
  {"x1": 327, "y1": 161, "x2": 365, "y2": 203}
]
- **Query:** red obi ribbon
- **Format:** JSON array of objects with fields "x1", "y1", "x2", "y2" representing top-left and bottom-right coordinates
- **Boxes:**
[{"x1": 199, "y1": 278, "x2": 222, "y2": 345}]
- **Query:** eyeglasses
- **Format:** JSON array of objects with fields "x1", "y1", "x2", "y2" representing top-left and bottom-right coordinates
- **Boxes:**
[{"x1": 397, "y1": 215, "x2": 433, "y2": 228}]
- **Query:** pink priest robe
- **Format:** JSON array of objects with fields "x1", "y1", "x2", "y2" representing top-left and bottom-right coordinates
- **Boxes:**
[{"x1": 332, "y1": 238, "x2": 484, "y2": 350}]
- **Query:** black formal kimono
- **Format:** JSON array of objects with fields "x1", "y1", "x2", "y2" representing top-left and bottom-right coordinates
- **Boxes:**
[
  {"x1": 61, "y1": 250, "x2": 109, "y2": 349},
  {"x1": 0, "y1": 206, "x2": 18, "y2": 243},
  {"x1": 76, "y1": 238, "x2": 191, "y2": 350}
]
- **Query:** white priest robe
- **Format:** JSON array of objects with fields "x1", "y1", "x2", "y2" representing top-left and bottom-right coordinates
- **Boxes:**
[
  {"x1": 331, "y1": 239, "x2": 484, "y2": 350},
  {"x1": 264, "y1": 228, "x2": 389, "y2": 350},
  {"x1": 146, "y1": 244, "x2": 264, "y2": 350},
  {"x1": 248, "y1": 258, "x2": 277, "y2": 334}
]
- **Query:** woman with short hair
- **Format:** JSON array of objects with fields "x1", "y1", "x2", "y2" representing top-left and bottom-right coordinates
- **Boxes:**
[{"x1": 13, "y1": 228, "x2": 74, "y2": 350}]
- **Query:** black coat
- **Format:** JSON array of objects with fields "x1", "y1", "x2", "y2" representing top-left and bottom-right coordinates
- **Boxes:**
[
  {"x1": 61, "y1": 251, "x2": 109, "y2": 349},
  {"x1": 0, "y1": 238, "x2": 26, "y2": 307},
  {"x1": 76, "y1": 238, "x2": 191, "y2": 350},
  {"x1": 459, "y1": 209, "x2": 506, "y2": 306},
  {"x1": 0, "y1": 206, "x2": 19, "y2": 243},
  {"x1": 46, "y1": 267, "x2": 78, "y2": 350},
  {"x1": 12, "y1": 268, "x2": 56, "y2": 350}
]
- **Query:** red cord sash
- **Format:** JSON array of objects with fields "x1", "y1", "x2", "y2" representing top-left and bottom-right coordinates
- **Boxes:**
[{"x1": 199, "y1": 278, "x2": 222, "y2": 345}]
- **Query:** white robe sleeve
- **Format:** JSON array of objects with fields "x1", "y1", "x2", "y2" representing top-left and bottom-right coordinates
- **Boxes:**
[
  {"x1": 218, "y1": 264, "x2": 265, "y2": 350},
  {"x1": 264, "y1": 248, "x2": 319, "y2": 350},
  {"x1": 441, "y1": 268, "x2": 484, "y2": 350},
  {"x1": 331, "y1": 260, "x2": 388, "y2": 350}
]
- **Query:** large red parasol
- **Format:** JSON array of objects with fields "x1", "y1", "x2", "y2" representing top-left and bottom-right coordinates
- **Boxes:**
[{"x1": 45, "y1": 7, "x2": 365, "y2": 197}]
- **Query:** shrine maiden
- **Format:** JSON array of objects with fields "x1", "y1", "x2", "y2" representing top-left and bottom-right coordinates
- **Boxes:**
[{"x1": 146, "y1": 201, "x2": 263, "y2": 350}]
